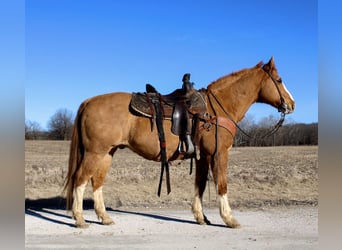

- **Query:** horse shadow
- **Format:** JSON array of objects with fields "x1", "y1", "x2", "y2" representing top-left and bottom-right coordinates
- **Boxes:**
[
  {"x1": 25, "y1": 197, "x2": 226, "y2": 228},
  {"x1": 25, "y1": 197, "x2": 100, "y2": 228}
]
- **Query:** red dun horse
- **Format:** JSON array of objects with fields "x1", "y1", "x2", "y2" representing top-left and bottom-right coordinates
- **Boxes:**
[{"x1": 64, "y1": 57, "x2": 295, "y2": 228}]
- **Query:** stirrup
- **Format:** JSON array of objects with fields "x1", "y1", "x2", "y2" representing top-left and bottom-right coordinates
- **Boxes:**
[
  {"x1": 177, "y1": 141, "x2": 194, "y2": 155},
  {"x1": 185, "y1": 135, "x2": 194, "y2": 155},
  {"x1": 177, "y1": 135, "x2": 194, "y2": 155},
  {"x1": 177, "y1": 140, "x2": 185, "y2": 153}
]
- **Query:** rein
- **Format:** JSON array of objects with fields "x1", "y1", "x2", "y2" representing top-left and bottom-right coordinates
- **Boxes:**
[
  {"x1": 206, "y1": 67, "x2": 287, "y2": 140},
  {"x1": 209, "y1": 90, "x2": 285, "y2": 139}
]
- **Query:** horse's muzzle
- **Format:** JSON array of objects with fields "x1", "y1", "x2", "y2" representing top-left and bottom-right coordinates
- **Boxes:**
[{"x1": 278, "y1": 102, "x2": 295, "y2": 114}]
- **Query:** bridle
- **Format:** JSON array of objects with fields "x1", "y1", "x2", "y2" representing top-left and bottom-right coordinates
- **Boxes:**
[
  {"x1": 207, "y1": 65, "x2": 287, "y2": 139},
  {"x1": 263, "y1": 67, "x2": 288, "y2": 114}
]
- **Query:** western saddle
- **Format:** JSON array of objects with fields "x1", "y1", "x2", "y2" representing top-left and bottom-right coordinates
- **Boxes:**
[{"x1": 130, "y1": 73, "x2": 208, "y2": 156}]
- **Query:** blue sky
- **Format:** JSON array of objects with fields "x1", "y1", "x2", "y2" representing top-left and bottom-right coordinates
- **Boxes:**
[{"x1": 25, "y1": 0, "x2": 317, "y2": 129}]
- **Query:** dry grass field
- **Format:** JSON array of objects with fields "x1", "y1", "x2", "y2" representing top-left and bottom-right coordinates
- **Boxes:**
[{"x1": 25, "y1": 140, "x2": 318, "y2": 210}]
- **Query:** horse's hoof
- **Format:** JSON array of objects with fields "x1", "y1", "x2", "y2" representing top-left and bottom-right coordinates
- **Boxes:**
[
  {"x1": 195, "y1": 214, "x2": 211, "y2": 225},
  {"x1": 226, "y1": 218, "x2": 240, "y2": 228},
  {"x1": 75, "y1": 222, "x2": 89, "y2": 228},
  {"x1": 102, "y1": 218, "x2": 115, "y2": 225},
  {"x1": 197, "y1": 220, "x2": 206, "y2": 225}
]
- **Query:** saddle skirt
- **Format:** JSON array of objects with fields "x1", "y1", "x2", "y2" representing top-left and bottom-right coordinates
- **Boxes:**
[{"x1": 130, "y1": 90, "x2": 207, "y2": 119}]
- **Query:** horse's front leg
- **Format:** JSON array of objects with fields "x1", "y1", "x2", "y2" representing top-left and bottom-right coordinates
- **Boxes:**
[
  {"x1": 212, "y1": 150, "x2": 240, "y2": 228},
  {"x1": 192, "y1": 154, "x2": 211, "y2": 225}
]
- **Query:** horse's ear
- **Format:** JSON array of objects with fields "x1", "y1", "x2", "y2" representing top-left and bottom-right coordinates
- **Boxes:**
[
  {"x1": 269, "y1": 56, "x2": 275, "y2": 66},
  {"x1": 263, "y1": 56, "x2": 275, "y2": 72}
]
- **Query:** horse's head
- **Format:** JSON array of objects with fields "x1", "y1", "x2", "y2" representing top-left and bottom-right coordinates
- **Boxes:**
[{"x1": 259, "y1": 57, "x2": 295, "y2": 114}]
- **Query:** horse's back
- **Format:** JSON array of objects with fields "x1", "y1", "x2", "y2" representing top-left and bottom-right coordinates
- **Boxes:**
[{"x1": 84, "y1": 92, "x2": 131, "y2": 110}]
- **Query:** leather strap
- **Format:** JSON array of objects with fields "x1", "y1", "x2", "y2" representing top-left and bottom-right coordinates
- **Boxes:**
[
  {"x1": 151, "y1": 95, "x2": 171, "y2": 197},
  {"x1": 202, "y1": 115, "x2": 236, "y2": 137},
  {"x1": 215, "y1": 116, "x2": 237, "y2": 137}
]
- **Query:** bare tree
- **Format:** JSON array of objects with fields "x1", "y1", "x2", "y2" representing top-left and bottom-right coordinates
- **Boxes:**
[
  {"x1": 25, "y1": 120, "x2": 43, "y2": 140},
  {"x1": 258, "y1": 114, "x2": 279, "y2": 129},
  {"x1": 234, "y1": 114, "x2": 255, "y2": 146},
  {"x1": 47, "y1": 108, "x2": 74, "y2": 140}
]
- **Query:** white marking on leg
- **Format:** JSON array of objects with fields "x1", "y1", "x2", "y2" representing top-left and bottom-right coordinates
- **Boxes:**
[
  {"x1": 192, "y1": 193, "x2": 205, "y2": 224},
  {"x1": 218, "y1": 193, "x2": 240, "y2": 228},
  {"x1": 192, "y1": 194, "x2": 202, "y2": 214},
  {"x1": 73, "y1": 183, "x2": 86, "y2": 217},
  {"x1": 218, "y1": 193, "x2": 232, "y2": 220},
  {"x1": 93, "y1": 186, "x2": 105, "y2": 217},
  {"x1": 93, "y1": 186, "x2": 114, "y2": 225}
]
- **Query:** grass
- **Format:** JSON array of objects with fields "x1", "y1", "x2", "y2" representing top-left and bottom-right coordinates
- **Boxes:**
[{"x1": 25, "y1": 140, "x2": 318, "y2": 209}]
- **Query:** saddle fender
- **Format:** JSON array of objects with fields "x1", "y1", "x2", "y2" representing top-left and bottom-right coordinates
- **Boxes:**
[{"x1": 171, "y1": 101, "x2": 190, "y2": 136}]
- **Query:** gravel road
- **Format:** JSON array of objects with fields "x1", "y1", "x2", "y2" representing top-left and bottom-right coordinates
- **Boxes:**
[{"x1": 25, "y1": 206, "x2": 317, "y2": 249}]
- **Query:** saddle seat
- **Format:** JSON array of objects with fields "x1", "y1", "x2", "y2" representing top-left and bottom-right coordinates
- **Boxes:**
[{"x1": 130, "y1": 85, "x2": 207, "y2": 119}]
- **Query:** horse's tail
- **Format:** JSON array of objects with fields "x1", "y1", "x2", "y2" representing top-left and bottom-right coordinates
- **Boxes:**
[{"x1": 63, "y1": 100, "x2": 88, "y2": 211}]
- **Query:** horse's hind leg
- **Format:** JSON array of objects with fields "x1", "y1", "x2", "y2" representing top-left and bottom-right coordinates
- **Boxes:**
[
  {"x1": 72, "y1": 152, "x2": 103, "y2": 228},
  {"x1": 91, "y1": 153, "x2": 114, "y2": 225},
  {"x1": 192, "y1": 154, "x2": 211, "y2": 225},
  {"x1": 73, "y1": 182, "x2": 88, "y2": 228},
  {"x1": 72, "y1": 152, "x2": 111, "y2": 228}
]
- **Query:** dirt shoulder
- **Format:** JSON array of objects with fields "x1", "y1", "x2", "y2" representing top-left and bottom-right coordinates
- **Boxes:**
[{"x1": 25, "y1": 207, "x2": 318, "y2": 249}]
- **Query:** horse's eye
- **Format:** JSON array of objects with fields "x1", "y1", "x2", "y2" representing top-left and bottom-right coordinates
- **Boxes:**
[{"x1": 277, "y1": 78, "x2": 282, "y2": 83}]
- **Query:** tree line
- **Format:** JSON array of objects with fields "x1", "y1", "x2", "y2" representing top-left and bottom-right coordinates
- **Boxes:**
[
  {"x1": 233, "y1": 114, "x2": 318, "y2": 146},
  {"x1": 25, "y1": 109, "x2": 318, "y2": 146},
  {"x1": 234, "y1": 122, "x2": 318, "y2": 146},
  {"x1": 25, "y1": 108, "x2": 73, "y2": 140}
]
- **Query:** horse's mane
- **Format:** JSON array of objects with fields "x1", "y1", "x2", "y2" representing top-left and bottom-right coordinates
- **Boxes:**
[{"x1": 207, "y1": 61, "x2": 263, "y2": 91}]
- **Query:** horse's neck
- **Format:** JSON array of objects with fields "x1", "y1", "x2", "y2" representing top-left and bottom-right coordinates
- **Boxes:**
[{"x1": 209, "y1": 69, "x2": 262, "y2": 122}]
